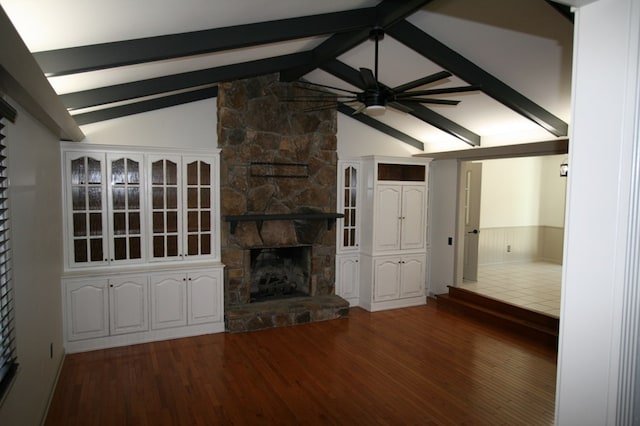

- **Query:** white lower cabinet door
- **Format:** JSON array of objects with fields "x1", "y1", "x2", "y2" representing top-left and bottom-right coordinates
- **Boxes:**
[
  {"x1": 150, "y1": 273, "x2": 187, "y2": 329},
  {"x1": 336, "y1": 254, "x2": 360, "y2": 300},
  {"x1": 65, "y1": 278, "x2": 110, "y2": 341},
  {"x1": 373, "y1": 257, "x2": 401, "y2": 302},
  {"x1": 399, "y1": 254, "x2": 426, "y2": 298},
  {"x1": 187, "y1": 269, "x2": 222, "y2": 325},
  {"x1": 109, "y1": 275, "x2": 149, "y2": 335}
]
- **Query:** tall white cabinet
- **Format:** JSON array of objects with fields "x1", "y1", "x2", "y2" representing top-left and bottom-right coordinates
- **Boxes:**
[
  {"x1": 335, "y1": 160, "x2": 361, "y2": 306},
  {"x1": 60, "y1": 144, "x2": 225, "y2": 353},
  {"x1": 360, "y1": 156, "x2": 430, "y2": 312}
]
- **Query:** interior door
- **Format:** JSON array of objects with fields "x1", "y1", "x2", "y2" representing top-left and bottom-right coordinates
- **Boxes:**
[{"x1": 462, "y1": 162, "x2": 482, "y2": 281}]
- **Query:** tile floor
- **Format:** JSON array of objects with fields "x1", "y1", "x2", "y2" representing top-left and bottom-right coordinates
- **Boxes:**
[{"x1": 458, "y1": 261, "x2": 562, "y2": 318}]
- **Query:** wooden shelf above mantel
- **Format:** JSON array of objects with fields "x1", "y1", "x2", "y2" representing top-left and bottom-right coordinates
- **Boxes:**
[{"x1": 223, "y1": 213, "x2": 344, "y2": 234}]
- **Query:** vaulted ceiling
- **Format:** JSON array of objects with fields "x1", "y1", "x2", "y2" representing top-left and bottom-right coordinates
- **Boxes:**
[{"x1": 1, "y1": 0, "x2": 573, "y2": 152}]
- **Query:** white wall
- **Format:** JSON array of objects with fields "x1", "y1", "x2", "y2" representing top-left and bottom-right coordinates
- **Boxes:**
[
  {"x1": 479, "y1": 157, "x2": 543, "y2": 228},
  {"x1": 427, "y1": 159, "x2": 459, "y2": 295},
  {"x1": 540, "y1": 155, "x2": 568, "y2": 227},
  {"x1": 556, "y1": 0, "x2": 640, "y2": 423},
  {"x1": 478, "y1": 155, "x2": 566, "y2": 228},
  {"x1": 475, "y1": 155, "x2": 567, "y2": 264},
  {"x1": 78, "y1": 98, "x2": 217, "y2": 149},
  {"x1": 336, "y1": 113, "x2": 423, "y2": 159},
  {"x1": 0, "y1": 99, "x2": 65, "y2": 425}
]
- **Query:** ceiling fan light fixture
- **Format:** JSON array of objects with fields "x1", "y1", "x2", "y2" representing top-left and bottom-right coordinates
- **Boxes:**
[{"x1": 365, "y1": 104, "x2": 386, "y2": 115}]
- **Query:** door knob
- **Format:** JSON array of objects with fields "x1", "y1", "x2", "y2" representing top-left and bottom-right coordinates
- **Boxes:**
[{"x1": 468, "y1": 229, "x2": 479, "y2": 234}]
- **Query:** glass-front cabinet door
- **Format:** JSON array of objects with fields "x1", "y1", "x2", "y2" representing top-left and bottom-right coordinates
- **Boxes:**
[
  {"x1": 184, "y1": 157, "x2": 213, "y2": 258},
  {"x1": 107, "y1": 154, "x2": 144, "y2": 263},
  {"x1": 149, "y1": 155, "x2": 182, "y2": 260},
  {"x1": 337, "y1": 160, "x2": 360, "y2": 252},
  {"x1": 63, "y1": 147, "x2": 219, "y2": 269},
  {"x1": 66, "y1": 152, "x2": 108, "y2": 267}
]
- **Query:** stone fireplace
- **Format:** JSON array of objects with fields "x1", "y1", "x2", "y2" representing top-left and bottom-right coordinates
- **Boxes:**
[{"x1": 217, "y1": 74, "x2": 348, "y2": 332}]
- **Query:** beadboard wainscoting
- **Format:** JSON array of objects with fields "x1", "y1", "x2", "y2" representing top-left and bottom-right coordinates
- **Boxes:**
[{"x1": 478, "y1": 226, "x2": 564, "y2": 265}]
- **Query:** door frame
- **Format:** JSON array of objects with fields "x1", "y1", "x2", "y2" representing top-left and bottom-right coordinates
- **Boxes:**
[{"x1": 424, "y1": 139, "x2": 568, "y2": 293}]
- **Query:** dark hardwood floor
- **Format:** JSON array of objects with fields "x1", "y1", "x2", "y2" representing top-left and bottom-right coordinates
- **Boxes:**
[{"x1": 45, "y1": 305, "x2": 557, "y2": 425}]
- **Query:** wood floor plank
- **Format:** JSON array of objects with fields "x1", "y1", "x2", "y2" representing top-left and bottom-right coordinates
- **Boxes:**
[{"x1": 45, "y1": 305, "x2": 557, "y2": 425}]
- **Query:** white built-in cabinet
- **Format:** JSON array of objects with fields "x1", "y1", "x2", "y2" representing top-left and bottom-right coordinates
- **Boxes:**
[
  {"x1": 60, "y1": 144, "x2": 224, "y2": 353},
  {"x1": 357, "y1": 156, "x2": 431, "y2": 312},
  {"x1": 335, "y1": 160, "x2": 361, "y2": 306}
]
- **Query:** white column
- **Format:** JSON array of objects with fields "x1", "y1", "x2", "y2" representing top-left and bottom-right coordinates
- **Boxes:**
[{"x1": 555, "y1": 0, "x2": 640, "y2": 424}]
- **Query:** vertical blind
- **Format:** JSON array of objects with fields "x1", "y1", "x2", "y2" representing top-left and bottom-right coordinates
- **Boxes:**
[{"x1": 0, "y1": 96, "x2": 17, "y2": 398}]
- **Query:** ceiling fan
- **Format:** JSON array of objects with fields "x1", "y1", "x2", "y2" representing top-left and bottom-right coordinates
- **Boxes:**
[{"x1": 286, "y1": 28, "x2": 481, "y2": 115}]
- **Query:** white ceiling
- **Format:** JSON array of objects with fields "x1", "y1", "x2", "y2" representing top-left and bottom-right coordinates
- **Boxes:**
[{"x1": 1, "y1": 0, "x2": 574, "y2": 152}]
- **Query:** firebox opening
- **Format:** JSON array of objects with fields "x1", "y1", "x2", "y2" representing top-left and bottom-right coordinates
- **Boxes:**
[{"x1": 249, "y1": 245, "x2": 312, "y2": 303}]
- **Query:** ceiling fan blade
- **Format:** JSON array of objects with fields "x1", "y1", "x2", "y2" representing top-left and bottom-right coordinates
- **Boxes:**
[
  {"x1": 351, "y1": 104, "x2": 367, "y2": 115},
  {"x1": 391, "y1": 71, "x2": 452, "y2": 93},
  {"x1": 295, "y1": 81, "x2": 361, "y2": 95},
  {"x1": 388, "y1": 101, "x2": 414, "y2": 113},
  {"x1": 402, "y1": 98, "x2": 460, "y2": 106},
  {"x1": 302, "y1": 103, "x2": 340, "y2": 112},
  {"x1": 396, "y1": 85, "x2": 482, "y2": 97},
  {"x1": 359, "y1": 68, "x2": 378, "y2": 90}
]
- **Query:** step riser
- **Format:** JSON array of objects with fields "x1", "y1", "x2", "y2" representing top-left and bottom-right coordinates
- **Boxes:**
[
  {"x1": 435, "y1": 296, "x2": 558, "y2": 347},
  {"x1": 447, "y1": 287, "x2": 558, "y2": 329},
  {"x1": 433, "y1": 288, "x2": 559, "y2": 348}
]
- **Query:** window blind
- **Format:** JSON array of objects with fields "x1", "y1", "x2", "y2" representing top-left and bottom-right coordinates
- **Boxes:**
[{"x1": 0, "y1": 97, "x2": 17, "y2": 400}]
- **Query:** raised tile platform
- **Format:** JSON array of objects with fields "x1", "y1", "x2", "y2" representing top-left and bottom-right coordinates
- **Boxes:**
[{"x1": 225, "y1": 295, "x2": 349, "y2": 333}]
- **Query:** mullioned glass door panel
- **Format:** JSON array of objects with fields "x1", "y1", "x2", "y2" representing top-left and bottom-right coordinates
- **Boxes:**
[
  {"x1": 107, "y1": 154, "x2": 144, "y2": 263},
  {"x1": 149, "y1": 156, "x2": 182, "y2": 260},
  {"x1": 184, "y1": 158, "x2": 213, "y2": 257},
  {"x1": 68, "y1": 153, "x2": 108, "y2": 266}
]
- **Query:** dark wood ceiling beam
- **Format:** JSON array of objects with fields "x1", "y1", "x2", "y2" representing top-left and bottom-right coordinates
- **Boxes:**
[
  {"x1": 280, "y1": 0, "x2": 433, "y2": 82},
  {"x1": 545, "y1": 1, "x2": 574, "y2": 23},
  {"x1": 72, "y1": 87, "x2": 217, "y2": 126},
  {"x1": 33, "y1": 9, "x2": 376, "y2": 76},
  {"x1": 321, "y1": 59, "x2": 481, "y2": 146},
  {"x1": 0, "y1": 8, "x2": 83, "y2": 141},
  {"x1": 337, "y1": 104, "x2": 424, "y2": 151},
  {"x1": 61, "y1": 52, "x2": 311, "y2": 110},
  {"x1": 387, "y1": 20, "x2": 569, "y2": 137}
]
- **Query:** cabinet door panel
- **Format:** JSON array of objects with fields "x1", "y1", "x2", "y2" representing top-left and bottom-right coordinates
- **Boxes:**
[
  {"x1": 336, "y1": 255, "x2": 359, "y2": 299},
  {"x1": 401, "y1": 186, "x2": 426, "y2": 250},
  {"x1": 373, "y1": 258, "x2": 401, "y2": 301},
  {"x1": 183, "y1": 157, "x2": 215, "y2": 258},
  {"x1": 150, "y1": 274, "x2": 187, "y2": 329},
  {"x1": 148, "y1": 156, "x2": 183, "y2": 260},
  {"x1": 66, "y1": 153, "x2": 108, "y2": 267},
  {"x1": 66, "y1": 279, "x2": 109, "y2": 341},
  {"x1": 400, "y1": 255, "x2": 426, "y2": 298},
  {"x1": 337, "y1": 162, "x2": 360, "y2": 251},
  {"x1": 107, "y1": 154, "x2": 145, "y2": 264},
  {"x1": 374, "y1": 185, "x2": 402, "y2": 251},
  {"x1": 109, "y1": 276, "x2": 148, "y2": 335},
  {"x1": 188, "y1": 270, "x2": 222, "y2": 324}
]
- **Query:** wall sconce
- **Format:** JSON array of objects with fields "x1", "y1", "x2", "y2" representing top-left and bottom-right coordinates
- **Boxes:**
[{"x1": 560, "y1": 159, "x2": 569, "y2": 177}]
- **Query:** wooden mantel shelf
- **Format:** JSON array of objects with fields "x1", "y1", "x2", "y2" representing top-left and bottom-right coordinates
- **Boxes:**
[{"x1": 223, "y1": 212, "x2": 344, "y2": 234}]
